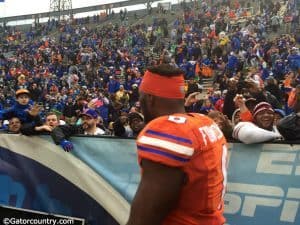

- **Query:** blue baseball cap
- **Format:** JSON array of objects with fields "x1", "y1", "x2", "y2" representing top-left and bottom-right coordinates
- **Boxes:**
[
  {"x1": 274, "y1": 109, "x2": 286, "y2": 118},
  {"x1": 80, "y1": 109, "x2": 98, "y2": 119}
]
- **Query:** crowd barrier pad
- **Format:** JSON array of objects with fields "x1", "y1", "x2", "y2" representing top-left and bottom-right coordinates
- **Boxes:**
[{"x1": 0, "y1": 134, "x2": 299, "y2": 225}]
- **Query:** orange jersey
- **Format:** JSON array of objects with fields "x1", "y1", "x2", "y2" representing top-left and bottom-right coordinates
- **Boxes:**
[{"x1": 136, "y1": 113, "x2": 228, "y2": 225}]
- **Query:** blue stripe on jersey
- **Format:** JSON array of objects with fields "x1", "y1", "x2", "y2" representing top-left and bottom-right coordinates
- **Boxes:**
[
  {"x1": 137, "y1": 145, "x2": 190, "y2": 162},
  {"x1": 145, "y1": 129, "x2": 193, "y2": 144}
]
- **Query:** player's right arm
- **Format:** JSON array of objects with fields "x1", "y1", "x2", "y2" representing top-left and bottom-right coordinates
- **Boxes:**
[{"x1": 126, "y1": 159, "x2": 185, "y2": 225}]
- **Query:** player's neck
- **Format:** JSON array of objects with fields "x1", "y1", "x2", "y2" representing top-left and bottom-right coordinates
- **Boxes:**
[{"x1": 155, "y1": 106, "x2": 185, "y2": 117}]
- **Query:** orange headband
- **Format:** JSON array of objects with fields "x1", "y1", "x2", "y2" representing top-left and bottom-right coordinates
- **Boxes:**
[{"x1": 139, "y1": 70, "x2": 185, "y2": 99}]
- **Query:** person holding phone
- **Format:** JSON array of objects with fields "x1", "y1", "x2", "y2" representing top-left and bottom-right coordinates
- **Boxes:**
[
  {"x1": 184, "y1": 92, "x2": 205, "y2": 113},
  {"x1": 63, "y1": 96, "x2": 77, "y2": 125}
]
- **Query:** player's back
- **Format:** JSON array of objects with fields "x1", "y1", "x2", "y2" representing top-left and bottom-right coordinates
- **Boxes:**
[{"x1": 136, "y1": 113, "x2": 227, "y2": 225}]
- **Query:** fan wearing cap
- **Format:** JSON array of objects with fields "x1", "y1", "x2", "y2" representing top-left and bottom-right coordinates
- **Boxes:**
[
  {"x1": 113, "y1": 112, "x2": 145, "y2": 138},
  {"x1": 50, "y1": 108, "x2": 105, "y2": 152},
  {"x1": 0, "y1": 89, "x2": 42, "y2": 125},
  {"x1": 232, "y1": 102, "x2": 282, "y2": 144},
  {"x1": 273, "y1": 109, "x2": 286, "y2": 126},
  {"x1": 80, "y1": 109, "x2": 105, "y2": 135}
]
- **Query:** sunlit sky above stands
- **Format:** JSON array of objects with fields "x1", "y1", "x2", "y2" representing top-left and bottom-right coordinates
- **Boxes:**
[{"x1": 0, "y1": 0, "x2": 183, "y2": 25}]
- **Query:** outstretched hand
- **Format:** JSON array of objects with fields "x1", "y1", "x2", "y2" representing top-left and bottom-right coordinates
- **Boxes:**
[
  {"x1": 60, "y1": 139, "x2": 74, "y2": 152},
  {"x1": 27, "y1": 104, "x2": 42, "y2": 117},
  {"x1": 35, "y1": 125, "x2": 53, "y2": 132}
]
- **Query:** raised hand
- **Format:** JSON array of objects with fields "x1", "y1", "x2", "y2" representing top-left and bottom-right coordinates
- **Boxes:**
[{"x1": 27, "y1": 104, "x2": 42, "y2": 117}]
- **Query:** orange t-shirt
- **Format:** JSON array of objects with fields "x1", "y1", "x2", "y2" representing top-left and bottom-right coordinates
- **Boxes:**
[
  {"x1": 240, "y1": 110, "x2": 253, "y2": 122},
  {"x1": 136, "y1": 113, "x2": 228, "y2": 225},
  {"x1": 283, "y1": 76, "x2": 292, "y2": 89},
  {"x1": 288, "y1": 88, "x2": 297, "y2": 108}
]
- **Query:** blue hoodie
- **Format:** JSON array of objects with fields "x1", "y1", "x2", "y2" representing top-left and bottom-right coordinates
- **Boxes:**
[
  {"x1": 288, "y1": 54, "x2": 300, "y2": 71},
  {"x1": 227, "y1": 54, "x2": 238, "y2": 70},
  {"x1": 0, "y1": 101, "x2": 36, "y2": 124}
]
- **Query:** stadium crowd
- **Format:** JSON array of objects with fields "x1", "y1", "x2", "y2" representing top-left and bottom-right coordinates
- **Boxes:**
[{"x1": 0, "y1": 0, "x2": 299, "y2": 151}]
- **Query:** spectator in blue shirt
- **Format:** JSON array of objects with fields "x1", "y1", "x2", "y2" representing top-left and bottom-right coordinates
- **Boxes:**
[
  {"x1": 0, "y1": 89, "x2": 42, "y2": 125},
  {"x1": 107, "y1": 76, "x2": 120, "y2": 94}
]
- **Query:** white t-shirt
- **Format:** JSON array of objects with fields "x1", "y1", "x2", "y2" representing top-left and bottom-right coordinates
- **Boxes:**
[{"x1": 84, "y1": 127, "x2": 105, "y2": 135}]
